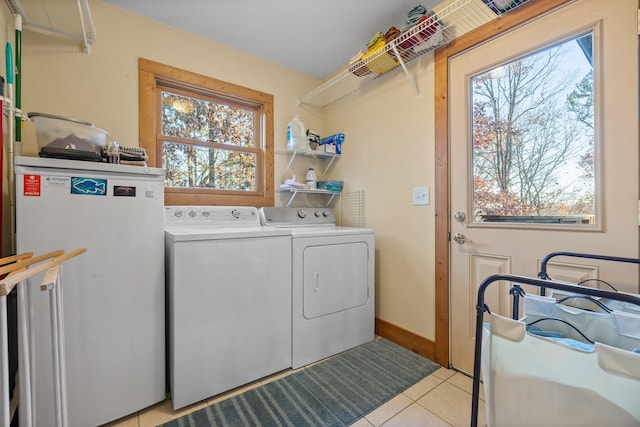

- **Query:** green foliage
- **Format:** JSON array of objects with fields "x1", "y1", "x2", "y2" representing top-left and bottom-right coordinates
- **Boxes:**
[{"x1": 566, "y1": 70, "x2": 594, "y2": 130}]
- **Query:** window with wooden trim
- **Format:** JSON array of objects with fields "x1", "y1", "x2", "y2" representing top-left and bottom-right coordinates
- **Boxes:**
[{"x1": 139, "y1": 58, "x2": 274, "y2": 206}]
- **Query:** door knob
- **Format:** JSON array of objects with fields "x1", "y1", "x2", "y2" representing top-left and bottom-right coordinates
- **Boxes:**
[
  {"x1": 454, "y1": 211, "x2": 466, "y2": 223},
  {"x1": 453, "y1": 233, "x2": 467, "y2": 244}
]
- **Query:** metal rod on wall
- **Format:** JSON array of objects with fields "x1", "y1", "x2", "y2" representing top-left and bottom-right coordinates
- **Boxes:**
[
  {"x1": 8, "y1": 14, "x2": 21, "y2": 256},
  {"x1": 5, "y1": 42, "x2": 14, "y2": 256},
  {"x1": 14, "y1": 15, "x2": 20, "y2": 145}
]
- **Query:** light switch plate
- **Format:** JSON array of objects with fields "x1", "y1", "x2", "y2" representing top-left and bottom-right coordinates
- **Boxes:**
[{"x1": 413, "y1": 186, "x2": 429, "y2": 206}]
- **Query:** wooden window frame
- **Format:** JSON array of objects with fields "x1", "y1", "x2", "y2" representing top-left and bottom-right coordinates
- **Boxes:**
[{"x1": 139, "y1": 58, "x2": 275, "y2": 206}]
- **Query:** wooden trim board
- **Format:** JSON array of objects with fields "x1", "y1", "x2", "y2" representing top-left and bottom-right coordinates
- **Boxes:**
[
  {"x1": 376, "y1": 318, "x2": 436, "y2": 362},
  {"x1": 433, "y1": 0, "x2": 576, "y2": 367}
]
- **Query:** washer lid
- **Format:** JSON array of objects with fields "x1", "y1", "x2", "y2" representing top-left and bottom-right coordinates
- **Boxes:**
[{"x1": 165, "y1": 225, "x2": 291, "y2": 242}]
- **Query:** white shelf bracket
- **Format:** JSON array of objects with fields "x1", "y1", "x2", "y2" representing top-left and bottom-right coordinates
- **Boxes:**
[
  {"x1": 281, "y1": 150, "x2": 298, "y2": 183},
  {"x1": 391, "y1": 43, "x2": 420, "y2": 100},
  {"x1": 286, "y1": 191, "x2": 298, "y2": 207},
  {"x1": 77, "y1": 0, "x2": 91, "y2": 54},
  {"x1": 319, "y1": 155, "x2": 337, "y2": 179}
]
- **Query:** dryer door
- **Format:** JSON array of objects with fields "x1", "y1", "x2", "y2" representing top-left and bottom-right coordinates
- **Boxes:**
[{"x1": 302, "y1": 241, "x2": 369, "y2": 319}]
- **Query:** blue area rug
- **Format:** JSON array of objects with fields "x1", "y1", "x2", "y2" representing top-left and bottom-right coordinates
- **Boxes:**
[{"x1": 160, "y1": 338, "x2": 440, "y2": 427}]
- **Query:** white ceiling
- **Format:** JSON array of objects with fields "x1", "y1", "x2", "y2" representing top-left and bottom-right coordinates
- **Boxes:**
[{"x1": 99, "y1": 0, "x2": 441, "y2": 79}]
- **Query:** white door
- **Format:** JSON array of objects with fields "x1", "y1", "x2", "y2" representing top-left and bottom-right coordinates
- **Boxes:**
[{"x1": 450, "y1": 0, "x2": 639, "y2": 373}]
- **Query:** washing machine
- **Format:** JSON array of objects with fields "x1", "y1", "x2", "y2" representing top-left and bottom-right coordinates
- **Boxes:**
[
  {"x1": 259, "y1": 207, "x2": 375, "y2": 369},
  {"x1": 164, "y1": 206, "x2": 292, "y2": 409}
]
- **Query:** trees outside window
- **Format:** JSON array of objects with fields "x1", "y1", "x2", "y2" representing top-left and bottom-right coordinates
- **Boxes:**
[
  {"x1": 471, "y1": 32, "x2": 595, "y2": 224},
  {"x1": 139, "y1": 58, "x2": 274, "y2": 206}
]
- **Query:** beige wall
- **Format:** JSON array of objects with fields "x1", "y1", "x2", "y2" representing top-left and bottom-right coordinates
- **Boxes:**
[
  {"x1": 9, "y1": 0, "x2": 438, "y2": 341},
  {"x1": 319, "y1": 63, "x2": 436, "y2": 340}
]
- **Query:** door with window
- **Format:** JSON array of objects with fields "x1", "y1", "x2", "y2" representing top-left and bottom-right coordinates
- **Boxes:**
[{"x1": 449, "y1": 0, "x2": 639, "y2": 373}]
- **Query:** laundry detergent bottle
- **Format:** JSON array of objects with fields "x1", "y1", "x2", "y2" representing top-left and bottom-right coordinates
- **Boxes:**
[{"x1": 286, "y1": 115, "x2": 306, "y2": 152}]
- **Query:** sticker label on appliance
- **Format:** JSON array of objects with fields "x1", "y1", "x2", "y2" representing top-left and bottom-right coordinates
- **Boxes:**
[
  {"x1": 113, "y1": 186, "x2": 136, "y2": 197},
  {"x1": 23, "y1": 174, "x2": 41, "y2": 196},
  {"x1": 42, "y1": 176, "x2": 71, "y2": 189},
  {"x1": 71, "y1": 177, "x2": 107, "y2": 196}
]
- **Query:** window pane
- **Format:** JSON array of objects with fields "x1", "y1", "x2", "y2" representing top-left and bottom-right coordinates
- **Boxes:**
[
  {"x1": 161, "y1": 91, "x2": 255, "y2": 147},
  {"x1": 471, "y1": 32, "x2": 595, "y2": 225},
  {"x1": 163, "y1": 141, "x2": 257, "y2": 191}
]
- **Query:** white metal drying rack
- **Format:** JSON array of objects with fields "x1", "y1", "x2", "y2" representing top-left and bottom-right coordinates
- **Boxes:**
[
  {"x1": 298, "y1": 0, "x2": 530, "y2": 107},
  {"x1": 0, "y1": 248, "x2": 86, "y2": 427}
]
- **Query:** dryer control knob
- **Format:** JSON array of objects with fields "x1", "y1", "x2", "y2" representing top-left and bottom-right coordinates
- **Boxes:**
[
  {"x1": 323, "y1": 211, "x2": 331, "y2": 217},
  {"x1": 188, "y1": 210, "x2": 197, "y2": 218},
  {"x1": 231, "y1": 209, "x2": 241, "y2": 219},
  {"x1": 314, "y1": 211, "x2": 322, "y2": 217},
  {"x1": 297, "y1": 210, "x2": 306, "y2": 218}
]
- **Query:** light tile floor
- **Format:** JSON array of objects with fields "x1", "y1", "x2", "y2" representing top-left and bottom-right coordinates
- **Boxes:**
[{"x1": 103, "y1": 366, "x2": 487, "y2": 427}]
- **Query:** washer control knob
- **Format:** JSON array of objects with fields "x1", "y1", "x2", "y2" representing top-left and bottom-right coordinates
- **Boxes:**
[
  {"x1": 314, "y1": 211, "x2": 322, "y2": 217},
  {"x1": 202, "y1": 210, "x2": 210, "y2": 217},
  {"x1": 188, "y1": 210, "x2": 197, "y2": 218},
  {"x1": 231, "y1": 209, "x2": 241, "y2": 219},
  {"x1": 174, "y1": 210, "x2": 183, "y2": 217},
  {"x1": 323, "y1": 211, "x2": 331, "y2": 217},
  {"x1": 297, "y1": 210, "x2": 306, "y2": 218}
]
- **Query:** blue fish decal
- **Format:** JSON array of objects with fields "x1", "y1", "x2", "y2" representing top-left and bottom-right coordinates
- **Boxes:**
[{"x1": 71, "y1": 177, "x2": 107, "y2": 195}]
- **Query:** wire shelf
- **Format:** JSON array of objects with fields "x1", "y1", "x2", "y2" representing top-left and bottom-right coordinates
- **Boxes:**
[
  {"x1": 299, "y1": 0, "x2": 529, "y2": 107},
  {"x1": 284, "y1": 188, "x2": 341, "y2": 195},
  {"x1": 275, "y1": 149, "x2": 340, "y2": 160},
  {"x1": 7, "y1": 0, "x2": 96, "y2": 54}
]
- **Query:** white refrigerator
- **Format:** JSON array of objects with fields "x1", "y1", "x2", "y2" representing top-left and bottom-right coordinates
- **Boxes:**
[{"x1": 15, "y1": 156, "x2": 165, "y2": 426}]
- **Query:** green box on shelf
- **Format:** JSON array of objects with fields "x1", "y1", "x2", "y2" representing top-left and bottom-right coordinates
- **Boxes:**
[{"x1": 317, "y1": 180, "x2": 344, "y2": 192}]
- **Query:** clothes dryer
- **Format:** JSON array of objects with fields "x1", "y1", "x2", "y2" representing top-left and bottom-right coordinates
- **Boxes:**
[
  {"x1": 260, "y1": 207, "x2": 375, "y2": 369},
  {"x1": 165, "y1": 206, "x2": 291, "y2": 409}
]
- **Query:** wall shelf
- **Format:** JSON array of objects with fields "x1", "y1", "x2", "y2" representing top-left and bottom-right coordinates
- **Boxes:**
[
  {"x1": 6, "y1": 0, "x2": 96, "y2": 54},
  {"x1": 278, "y1": 150, "x2": 341, "y2": 207},
  {"x1": 277, "y1": 149, "x2": 340, "y2": 184},
  {"x1": 298, "y1": 0, "x2": 530, "y2": 108},
  {"x1": 281, "y1": 188, "x2": 341, "y2": 207}
]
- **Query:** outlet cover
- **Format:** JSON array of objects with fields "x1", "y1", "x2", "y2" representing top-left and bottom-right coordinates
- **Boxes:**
[{"x1": 413, "y1": 186, "x2": 429, "y2": 206}]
